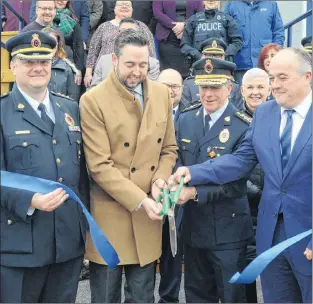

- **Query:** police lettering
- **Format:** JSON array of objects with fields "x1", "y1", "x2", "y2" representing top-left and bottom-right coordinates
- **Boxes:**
[{"x1": 197, "y1": 22, "x2": 222, "y2": 32}]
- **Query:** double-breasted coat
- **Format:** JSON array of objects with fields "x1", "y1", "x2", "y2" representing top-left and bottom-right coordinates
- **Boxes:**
[{"x1": 80, "y1": 71, "x2": 177, "y2": 266}]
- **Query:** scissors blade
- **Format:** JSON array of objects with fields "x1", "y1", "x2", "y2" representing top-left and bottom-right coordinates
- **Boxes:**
[{"x1": 168, "y1": 208, "x2": 177, "y2": 257}]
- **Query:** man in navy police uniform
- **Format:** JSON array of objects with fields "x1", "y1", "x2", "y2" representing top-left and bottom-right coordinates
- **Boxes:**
[
  {"x1": 182, "y1": 37, "x2": 243, "y2": 111},
  {"x1": 171, "y1": 57, "x2": 254, "y2": 302},
  {"x1": 174, "y1": 48, "x2": 312, "y2": 303},
  {"x1": 0, "y1": 31, "x2": 89, "y2": 303}
]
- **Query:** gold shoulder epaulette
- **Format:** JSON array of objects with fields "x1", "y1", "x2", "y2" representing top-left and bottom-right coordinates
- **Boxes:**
[
  {"x1": 182, "y1": 102, "x2": 201, "y2": 113},
  {"x1": 50, "y1": 91, "x2": 75, "y2": 101},
  {"x1": 1, "y1": 92, "x2": 9, "y2": 99},
  {"x1": 235, "y1": 111, "x2": 252, "y2": 124}
]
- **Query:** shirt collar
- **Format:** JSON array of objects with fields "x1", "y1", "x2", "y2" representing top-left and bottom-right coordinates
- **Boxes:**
[
  {"x1": 280, "y1": 91, "x2": 312, "y2": 119},
  {"x1": 131, "y1": 83, "x2": 143, "y2": 97},
  {"x1": 203, "y1": 100, "x2": 229, "y2": 124},
  {"x1": 17, "y1": 85, "x2": 51, "y2": 114}
]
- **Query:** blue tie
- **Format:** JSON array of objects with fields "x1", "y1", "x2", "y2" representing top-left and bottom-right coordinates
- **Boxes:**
[
  {"x1": 38, "y1": 103, "x2": 54, "y2": 133},
  {"x1": 280, "y1": 109, "x2": 295, "y2": 173},
  {"x1": 203, "y1": 115, "x2": 211, "y2": 135}
]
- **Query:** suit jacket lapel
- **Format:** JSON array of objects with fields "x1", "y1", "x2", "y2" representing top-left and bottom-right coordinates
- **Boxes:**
[
  {"x1": 192, "y1": 106, "x2": 205, "y2": 144},
  {"x1": 269, "y1": 103, "x2": 283, "y2": 181},
  {"x1": 12, "y1": 86, "x2": 52, "y2": 136},
  {"x1": 199, "y1": 104, "x2": 233, "y2": 147},
  {"x1": 283, "y1": 105, "x2": 312, "y2": 180},
  {"x1": 50, "y1": 94, "x2": 65, "y2": 138}
]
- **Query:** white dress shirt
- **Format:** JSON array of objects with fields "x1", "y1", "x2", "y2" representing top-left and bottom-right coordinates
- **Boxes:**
[
  {"x1": 172, "y1": 105, "x2": 179, "y2": 120},
  {"x1": 280, "y1": 91, "x2": 312, "y2": 153},
  {"x1": 203, "y1": 100, "x2": 229, "y2": 128},
  {"x1": 17, "y1": 86, "x2": 55, "y2": 215}
]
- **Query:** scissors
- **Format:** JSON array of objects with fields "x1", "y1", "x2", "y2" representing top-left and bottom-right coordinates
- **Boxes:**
[{"x1": 157, "y1": 178, "x2": 184, "y2": 257}]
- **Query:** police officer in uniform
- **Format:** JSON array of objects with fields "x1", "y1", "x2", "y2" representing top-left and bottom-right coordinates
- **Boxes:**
[
  {"x1": 301, "y1": 35, "x2": 312, "y2": 55},
  {"x1": 180, "y1": 0, "x2": 242, "y2": 64},
  {"x1": 182, "y1": 37, "x2": 243, "y2": 110},
  {"x1": 0, "y1": 31, "x2": 89, "y2": 303},
  {"x1": 170, "y1": 58, "x2": 253, "y2": 302}
]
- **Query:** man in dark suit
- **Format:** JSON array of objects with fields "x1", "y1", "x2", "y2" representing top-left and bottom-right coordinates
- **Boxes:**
[
  {"x1": 0, "y1": 31, "x2": 89, "y2": 303},
  {"x1": 170, "y1": 58, "x2": 254, "y2": 303},
  {"x1": 182, "y1": 38, "x2": 243, "y2": 110},
  {"x1": 174, "y1": 48, "x2": 312, "y2": 303}
]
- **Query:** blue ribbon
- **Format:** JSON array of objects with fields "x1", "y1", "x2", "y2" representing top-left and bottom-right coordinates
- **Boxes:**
[
  {"x1": 1, "y1": 170, "x2": 120, "y2": 268},
  {"x1": 229, "y1": 229, "x2": 312, "y2": 284}
]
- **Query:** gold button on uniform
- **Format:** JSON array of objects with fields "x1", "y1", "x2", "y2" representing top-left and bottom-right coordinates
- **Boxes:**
[
  {"x1": 232, "y1": 213, "x2": 235, "y2": 217},
  {"x1": 22, "y1": 142, "x2": 28, "y2": 147},
  {"x1": 7, "y1": 219, "x2": 12, "y2": 225},
  {"x1": 58, "y1": 177, "x2": 63, "y2": 183},
  {"x1": 76, "y1": 140, "x2": 81, "y2": 144},
  {"x1": 56, "y1": 158, "x2": 61, "y2": 164},
  {"x1": 52, "y1": 139, "x2": 57, "y2": 145}
]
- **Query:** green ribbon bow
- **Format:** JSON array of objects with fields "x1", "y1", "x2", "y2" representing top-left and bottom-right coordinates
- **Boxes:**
[{"x1": 157, "y1": 178, "x2": 185, "y2": 216}]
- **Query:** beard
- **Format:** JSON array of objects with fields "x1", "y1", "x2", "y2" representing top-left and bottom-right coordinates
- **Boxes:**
[{"x1": 116, "y1": 67, "x2": 144, "y2": 89}]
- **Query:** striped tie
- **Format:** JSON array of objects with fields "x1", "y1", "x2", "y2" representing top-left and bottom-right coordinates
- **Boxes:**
[{"x1": 280, "y1": 109, "x2": 295, "y2": 172}]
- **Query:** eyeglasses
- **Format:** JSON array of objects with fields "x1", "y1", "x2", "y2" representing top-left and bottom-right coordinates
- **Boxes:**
[
  {"x1": 164, "y1": 84, "x2": 183, "y2": 91},
  {"x1": 37, "y1": 6, "x2": 55, "y2": 12},
  {"x1": 116, "y1": 3, "x2": 132, "y2": 8},
  {"x1": 19, "y1": 59, "x2": 52, "y2": 67}
]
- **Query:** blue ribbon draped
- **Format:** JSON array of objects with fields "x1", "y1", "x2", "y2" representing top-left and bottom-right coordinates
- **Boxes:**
[
  {"x1": 1, "y1": 170, "x2": 120, "y2": 268},
  {"x1": 229, "y1": 229, "x2": 312, "y2": 284}
]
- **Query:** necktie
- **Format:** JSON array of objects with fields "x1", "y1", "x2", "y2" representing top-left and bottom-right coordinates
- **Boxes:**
[
  {"x1": 38, "y1": 103, "x2": 54, "y2": 133},
  {"x1": 203, "y1": 114, "x2": 211, "y2": 135},
  {"x1": 280, "y1": 109, "x2": 295, "y2": 172}
]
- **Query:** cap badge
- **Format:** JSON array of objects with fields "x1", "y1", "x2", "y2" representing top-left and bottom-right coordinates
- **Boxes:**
[
  {"x1": 219, "y1": 128, "x2": 230, "y2": 143},
  {"x1": 64, "y1": 113, "x2": 75, "y2": 126},
  {"x1": 204, "y1": 59, "x2": 213, "y2": 74},
  {"x1": 212, "y1": 40, "x2": 218, "y2": 48},
  {"x1": 31, "y1": 33, "x2": 41, "y2": 48}
]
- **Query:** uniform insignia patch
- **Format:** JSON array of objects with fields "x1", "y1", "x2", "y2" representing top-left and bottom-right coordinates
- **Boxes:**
[
  {"x1": 209, "y1": 151, "x2": 216, "y2": 158},
  {"x1": 1, "y1": 92, "x2": 9, "y2": 98},
  {"x1": 56, "y1": 102, "x2": 61, "y2": 108},
  {"x1": 51, "y1": 91, "x2": 74, "y2": 101},
  {"x1": 65, "y1": 113, "x2": 75, "y2": 126},
  {"x1": 235, "y1": 112, "x2": 252, "y2": 124},
  {"x1": 219, "y1": 128, "x2": 230, "y2": 143},
  {"x1": 17, "y1": 103, "x2": 25, "y2": 109},
  {"x1": 15, "y1": 130, "x2": 30, "y2": 135},
  {"x1": 68, "y1": 126, "x2": 81, "y2": 132},
  {"x1": 181, "y1": 138, "x2": 191, "y2": 143}
]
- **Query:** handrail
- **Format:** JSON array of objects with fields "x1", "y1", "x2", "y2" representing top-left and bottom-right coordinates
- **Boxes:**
[
  {"x1": 284, "y1": 9, "x2": 312, "y2": 47},
  {"x1": 2, "y1": 0, "x2": 28, "y2": 31}
]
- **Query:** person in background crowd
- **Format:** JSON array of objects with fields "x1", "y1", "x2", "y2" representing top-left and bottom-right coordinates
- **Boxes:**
[
  {"x1": 171, "y1": 57, "x2": 253, "y2": 303},
  {"x1": 87, "y1": 0, "x2": 103, "y2": 49},
  {"x1": 241, "y1": 68, "x2": 271, "y2": 303},
  {"x1": 0, "y1": 30, "x2": 89, "y2": 303},
  {"x1": 42, "y1": 27, "x2": 80, "y2": 101},
  {"x1": 157, "y1": 69, "x2": 184, "y2": 303},
  {"x1": 80, "y1": 29, "x2": 177, "y2": 303},
  {"x1": 174, "y1": 48, "x2": 312, "y2": 303},
  {"x1": 182, "y1": 37, "x2": 243, "y2": 110},
  {"x1": 1, "y1": 2, "x2": 6, "y2": 29},
  {"x1": 181, "y1": 0, "x2": 242, "y2": 66},
  {"x1": 84, "y1": 0, "x2": 156, "y2": 88},
  {"x1": 22, "y1": 1, "x2": 84, "y2": 86},
  {"x1": 2, "y1": 0, "x2": 31, "y2": 31},
  {"x1": 257, "y1": 43, "x2": 282, "y2": 73},
  {"x1": 90, "y1": 18, "x2": 160, "y2": 89},
  {"x1": 225, "y1": 0, "x2": 285, "y2": 85},
  {"x1": 105, "y1": 0, "x2": 155, "y2": 32},
  {"x1": 153, "y1": 0, "x2": 204, "y2": 79},
  {"x1": 30, "y1": 0, "x2": 90, "y2": 48},
  {"x1": 302, "y1": 35, "x2": 312, "y2": 55}
]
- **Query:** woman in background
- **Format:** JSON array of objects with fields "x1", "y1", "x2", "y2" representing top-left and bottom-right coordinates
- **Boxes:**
[
  {"x1": 257, "y1": 43, "x2": 281, "y2": 73},
  {"x1": 42, "y1": 27, "x2": 80, "y2": 101}
]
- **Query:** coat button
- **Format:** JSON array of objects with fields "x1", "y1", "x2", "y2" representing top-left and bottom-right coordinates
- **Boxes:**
[
  {"x1": 52, "y1": 139, "x2": 57, "y2": 145},
  {"x1": 151, "y1": 166, "x2": 155, "y2": 171},
  {"x1": 56, "y1": 158, "x2": 61, "y2": 164},
  {"x1": 131, "y1": 167, "x2": 136, "y2": 173},
  {"x1": 232, "y1": 213, "x2": 235, "y2": 217},
  {"x1": 157, "y1": 138, "x2": 162, "y2": 143},
  {"x1": 22, "y1": 141, "x2": 28, "y2": 147},
  {"x1": 58, "y1": 177, "x2": 63, "y2": 183},
  {"x1": 124, "y1": 142, "x2": 130, "y2": 147},
  {"x1": 76, "y1": 140, "x2": 81, "y2": 144},
  {"x1": 7, "y1": 219, "x2": 12, "y2": 225}
]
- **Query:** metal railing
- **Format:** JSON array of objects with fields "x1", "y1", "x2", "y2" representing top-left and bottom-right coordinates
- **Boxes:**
[
  {"x1": 2, "y1": 0, "x2": 28, "y2": 31},
  {"x1": 284, "y1": 9, "x2": 312, "y2": 47}
]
